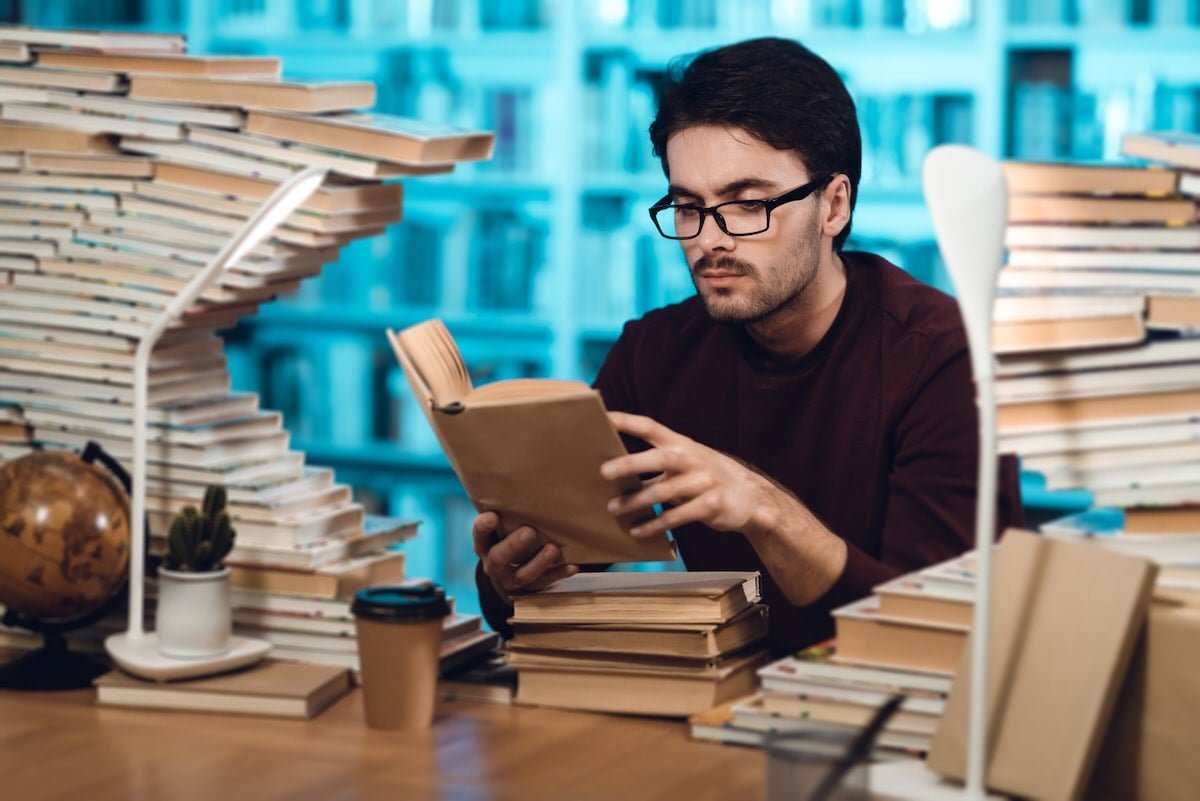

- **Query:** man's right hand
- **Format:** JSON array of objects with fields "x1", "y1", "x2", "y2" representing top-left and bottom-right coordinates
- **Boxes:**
[{"x1": 471, "y1": 510, "x2": 579, "y2": 598}]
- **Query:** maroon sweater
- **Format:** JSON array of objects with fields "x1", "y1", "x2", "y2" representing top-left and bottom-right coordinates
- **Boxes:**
[{"x1": 476, "y1": 252, "x2": 1022, "y2": 654}]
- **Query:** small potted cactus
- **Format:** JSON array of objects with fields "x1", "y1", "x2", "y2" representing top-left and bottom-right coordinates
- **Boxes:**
[{"x1": 155, "y1": 485, "x2": 237, "y2": 658}]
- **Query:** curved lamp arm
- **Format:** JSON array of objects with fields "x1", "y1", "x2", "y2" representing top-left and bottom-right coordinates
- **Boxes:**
[
  {"x1": 921, "y1": 144, "x2": 1008, "y2": 800},
  {"x1": 120, "y1": 165, "x2": 328, "y2": 640}
]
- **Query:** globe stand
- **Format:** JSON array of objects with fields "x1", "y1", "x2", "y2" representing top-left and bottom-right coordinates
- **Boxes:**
[
  {"x1": 0, "y1": 631, "x2": 109, "y2": 691},
  {"x1": 0, "y1": 598, "x2": 121, "y2": 691}
]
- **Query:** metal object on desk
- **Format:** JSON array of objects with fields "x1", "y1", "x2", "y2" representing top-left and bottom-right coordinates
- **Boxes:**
[
  {"x1": 766, "y1": 727, "x2": 871, "y2": 801},
  {"x1": 766, "y1": 693, "x2": 902, "y2": 801}
]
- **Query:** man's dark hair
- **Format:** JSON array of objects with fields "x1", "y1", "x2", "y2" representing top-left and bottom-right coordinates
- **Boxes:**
[{"x1": 649, "y1": 37, "x2": 861, "y2": 250}]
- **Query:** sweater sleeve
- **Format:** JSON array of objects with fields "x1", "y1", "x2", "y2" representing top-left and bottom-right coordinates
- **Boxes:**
[{"x1": 814, "y1": 343, "x2": 1023, "y2": 610}]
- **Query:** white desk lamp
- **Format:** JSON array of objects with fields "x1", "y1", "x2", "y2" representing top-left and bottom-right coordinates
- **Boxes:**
[
  {"x1": 923, "y1": 144, "x2": 1009, "y2": 798},
  {"x1": 865, "y1": 146, "x2": 1010, "y2": 800},
  {"x1": 105, "y1": 165, "x2": 329, "y2": 681}
]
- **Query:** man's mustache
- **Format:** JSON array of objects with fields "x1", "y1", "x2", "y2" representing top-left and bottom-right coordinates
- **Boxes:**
[{"x1": 692, "y1": 255, "x2": 756, "y2": 277}]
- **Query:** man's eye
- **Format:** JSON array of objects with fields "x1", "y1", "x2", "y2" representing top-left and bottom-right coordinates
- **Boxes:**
[
  {"x1": 732, "y1": 201, "x2": 766, "y2": 212},
  {"x1": 675, "y1": 206, "x2": 701, "y2": 219}
]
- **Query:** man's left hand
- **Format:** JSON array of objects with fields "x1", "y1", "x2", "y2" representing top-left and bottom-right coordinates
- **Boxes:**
[{"x1": 600, "y1": 411, "x2": 779, "y2": 539}]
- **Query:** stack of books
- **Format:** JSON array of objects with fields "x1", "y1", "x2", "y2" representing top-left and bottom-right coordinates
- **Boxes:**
[
  {"x1": 0, "y1": 25, "x2": 492, "y2": 571},
  {"x1": 506, "y1": 571, "x2": 770, "y2": 718},
  {"x1": 690, "y1": 555, "x2": 973, "y2": 754},
  {"x1": 219, "y1": 550, "x2": 499, "y2": 680},
  {"x1": 991, "y1": 144, "x2": 1200, "y2": 570},
  {"x1": 692, "y1": 644, "x2": 953, "y2": 754}
]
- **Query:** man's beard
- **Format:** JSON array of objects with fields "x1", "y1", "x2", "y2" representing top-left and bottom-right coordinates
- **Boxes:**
[{"x1": 690, "y1": 248, "x2": 819, "y2": 324}]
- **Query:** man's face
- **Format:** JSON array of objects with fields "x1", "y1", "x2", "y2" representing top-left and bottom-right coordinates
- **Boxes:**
[{"x1": 664, "y1": 125, "x2": 827, "y2": 323}]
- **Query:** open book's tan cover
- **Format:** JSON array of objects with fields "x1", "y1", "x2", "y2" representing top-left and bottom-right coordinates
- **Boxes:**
[
  {"x1": 388, "y1": 326, "x2": 675, "y2": 565},
  {"x1": 925, "y1": 528, "x2": 1157, "y2": 801}
]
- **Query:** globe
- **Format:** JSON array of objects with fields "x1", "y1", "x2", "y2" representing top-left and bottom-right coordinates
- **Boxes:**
[{"x1": 0, "y1": 450, "x2": 131, "y2": 623}]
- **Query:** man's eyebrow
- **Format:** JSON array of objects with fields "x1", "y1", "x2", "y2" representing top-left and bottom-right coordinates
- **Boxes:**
[{"x1": 666, "y1": 177, "x2": 779, "y2": 200}]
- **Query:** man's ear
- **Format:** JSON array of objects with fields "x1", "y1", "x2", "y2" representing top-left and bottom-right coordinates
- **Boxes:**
[{"x1": 821, "y1": 174, "x2": 852, "y2": 239}]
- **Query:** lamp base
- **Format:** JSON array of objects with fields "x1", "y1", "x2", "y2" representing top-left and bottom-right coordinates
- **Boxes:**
[
  {"x1": 868, "y1": 760, "x2": 1010, "y2": 800},
  {"x1": 104, "y1": 632, "x2": 270, "y2": 681}
]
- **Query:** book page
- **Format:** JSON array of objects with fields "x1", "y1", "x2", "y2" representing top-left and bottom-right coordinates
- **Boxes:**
[
  {"x1": 468, "y1": 378, "x2": 592, "y2": 403},
  {"x1": 388, "y1": 319, "x2": 471, "y2": 407}
]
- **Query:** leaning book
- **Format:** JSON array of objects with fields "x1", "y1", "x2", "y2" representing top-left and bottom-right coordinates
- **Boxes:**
[
  {"x1": 387, "y1": 318, "x2": 675, "y2": 565},
  {"x1": 93, "y1": 661, "x2": 352, "y2": 719}
]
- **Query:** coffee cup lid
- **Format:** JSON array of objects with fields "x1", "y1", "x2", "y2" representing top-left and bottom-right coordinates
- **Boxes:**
[{"x1": 352, "y1": 583, "x2": 450, "y2": 622}]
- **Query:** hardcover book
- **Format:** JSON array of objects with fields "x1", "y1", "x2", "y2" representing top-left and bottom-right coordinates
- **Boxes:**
[
  {"x1": 514, "y1": 647, "x2": 767, "y2": 718},
  {"x1": 35, "y1": 50, "x2": 280, "y2": 77},
  {"x1": 93, "y1": 660, "x2": 352, "y2": 719},
  {"x1": 926, "y1": 529, "x2": 1157, "y2": 801},
  {"x1": 1120, "y1": 130, "x2": 1200, "y2": 171},
  {"x1": 508, "y1": 571, "x2": 760, "y2": 625},
  {"x1": 246, "y1": 110, "x2": 494, "y2": 165},
  {"x1": 509, "y1": 603, "x2": 769, "y2": 659},
  {"x1": 387, "y1": 317, "x2": 675, "y2": 565},
  {"x1": 757, "y1": 642, "x2": 955, "y2": 696},
  {"x1": 127, "y1": 74, "x2": 376, "y2": 113},
  {"x1": 1001, "y1": 160, "x2": 1179, "y2": 196},
  {"x1": 829, "y1": 595, "x2": 967, "y2": 675},
  {"x1": 0, "y1": 25, "x2": 185, "y2": 52}
]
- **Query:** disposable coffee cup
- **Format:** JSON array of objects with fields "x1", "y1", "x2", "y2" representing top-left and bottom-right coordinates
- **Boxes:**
[{"x1": 352, "y1": 583, "x2": 450, "y2": 729}]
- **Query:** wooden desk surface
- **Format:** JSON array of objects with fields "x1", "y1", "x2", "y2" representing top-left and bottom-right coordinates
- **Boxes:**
[{"x1": 0, "y1": 685, "x2": 765, "y2": 801}]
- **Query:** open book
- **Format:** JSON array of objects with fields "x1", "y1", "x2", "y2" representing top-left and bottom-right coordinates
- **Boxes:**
[{"x1": 386, "y1": 318, "x2": 676, "y2": 564}]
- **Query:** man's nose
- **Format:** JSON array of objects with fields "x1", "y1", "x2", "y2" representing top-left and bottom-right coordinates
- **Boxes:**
[{"x1": 695, "y1": 212, "x2": 734, "y2": 252}]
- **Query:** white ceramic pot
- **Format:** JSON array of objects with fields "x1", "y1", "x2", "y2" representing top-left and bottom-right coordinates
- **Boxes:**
[{"x1": 155, "y1": 566, "x2": 232, "y2": 659}]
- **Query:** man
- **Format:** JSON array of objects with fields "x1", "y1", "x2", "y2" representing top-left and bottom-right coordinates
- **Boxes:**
[{"x1": 473, "y1": 37, "x2": 1021, "y2": 655}]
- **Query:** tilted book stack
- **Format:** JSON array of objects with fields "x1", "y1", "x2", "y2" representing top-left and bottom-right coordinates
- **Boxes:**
[
  {"x1": 991, "y1": 150, "x2": 1200, "y2": 569},
  {"x1": 506, "y1": 571, "x2": 770, "y2": 718},
  {"x1": 0, "y1": 27, "x2": 493, "y2": 595}
]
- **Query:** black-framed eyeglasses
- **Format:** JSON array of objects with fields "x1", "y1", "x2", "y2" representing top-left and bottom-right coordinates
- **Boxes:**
[{"x1": 648, "y1": 174, "x2": 835, "y2": 240}]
